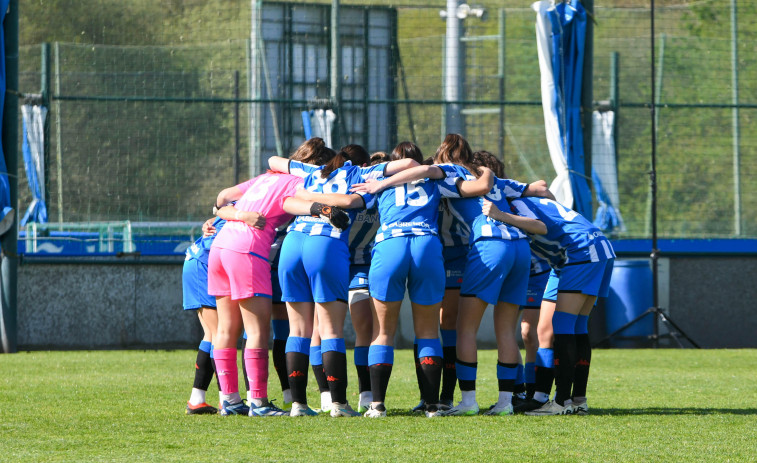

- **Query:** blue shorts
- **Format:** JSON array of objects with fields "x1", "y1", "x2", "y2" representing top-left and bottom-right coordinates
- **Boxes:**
[
  {"x1": 543, "y1": 259, "x2": 615, "y2": 300},
  {"x1": 182, "y1": 258, "x2": 216, "y2": 310},
  {"x1": 369, "y1": 235, "x2": 444, "y2": 305},
  {"x1": 349, "y1": 264, "x2": 370, "y2": 290},
  {"x1": 278, "y1": 232, "x2": 349, "y2": 303},
  {"x1": 271, "y1": 268, "x2": 283, "y2": 304},
  {"x1": 460, "y1": 238, "x2": 530, "y2": 306},
  {"x1": 523, "y1": 270, "x2": 550, "y2": 308},
  {"x1": 442, "y1": 246, "x2": 468, "y2": 289}
]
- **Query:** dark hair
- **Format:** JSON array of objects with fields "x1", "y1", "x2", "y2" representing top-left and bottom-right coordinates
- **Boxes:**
[
  {"x1": 390, "y1": 141, "x2": 424, "y2": 164},
  {"x1": 369, "y1": 151, "x2": 390, "y2": 165},
  {"x1": 434, "y1": 133, "x2": 477, "y2": 176},
  {"x1": 289, "y1": 137, "x2": 334, "y2": 166},
  {"x1": 339, "y1": 144, "x2": 370, "y2": 167},
  {"x1": 319, "y1": 149, "x2": 347, "y2": 177},
  {"x1": 472, "y1": 150, "x2": 505, "y2": 178}
]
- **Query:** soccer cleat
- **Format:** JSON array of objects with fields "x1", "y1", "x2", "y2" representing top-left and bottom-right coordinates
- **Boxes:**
[
  {"x1": 513, "y1": 398, "x2": 547, "y2": 414},
  {"x1": 438, "y1": 399, "x2": 453, "y2": 411},
  {"x1": 249, "y1": 400, "x2": 289, "y2": 417},
  {"x1": 186, "y1": 401, "x2": 218, "y2": 415},
  {"x1": 440, "y1": 401, "x2": 479, "y2": 416},
  {"x1": 424, "y1": 403, "x2": 441, "y2": 418},
  {"x1": 220, "y1": 400, "x2": 250, "y2": 416},
  {"x1": 289, "y1": 402, "x2": 319, "y2": 417},
  {"x1": 364, "y1": 403, "x2": 387, "y2": 418},
  {"x1": 411, "y1": 399, "x2": 426, "y2": 414},
  {"x1": 525, "y1": 400, "x2": 573, "y2": 416},
  {"x1": 330, "y1": 402, "x2": 361, "y2": 417},
  {"x1": 511, "y1": 393, "x2": 527, "y2": 409},
  {"x1": 357, "y1": 404, "x2": 369, "y2": 413},
  {"x1": 572, "y1": 400, "x2": 589, "y2": 416},
  {"x1": 484, "y1": 403, "x2": 514, "y2": 416}
]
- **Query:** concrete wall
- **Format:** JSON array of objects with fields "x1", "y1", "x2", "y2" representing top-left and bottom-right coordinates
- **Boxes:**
[{"x1": 15, "y1": 256, "x2": 757, "y2": 350}]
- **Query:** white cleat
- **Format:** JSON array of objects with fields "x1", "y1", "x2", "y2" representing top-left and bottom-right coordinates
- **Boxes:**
[
  {"x1": 364, "y1": 403, "x2": 387, "y2": 418},
  {"x1": 525, "y1": 400, "x2": 574, "y2": 416},
  {"x1": 440, "y1": 401, "x2": 480, "y2": 416},
  {"x1": 330, "y1": 402, "x2": 361, "y2": 417},
  {"x1": 484, "y1": 403, "x2": 514, "y2": 416}
]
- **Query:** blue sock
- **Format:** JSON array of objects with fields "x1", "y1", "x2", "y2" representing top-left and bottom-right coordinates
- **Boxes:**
[
  {"x1": 285, "y1": 336, "x2": 310, "y2": 355},
  {"x1": 209, "y1": 344, "x2": 214, "y2": 359},
  {"x1": 368, "y1": 345, "x2": 394, "y2": 366},
  {"x1": 321, "y1": 338, "x2": 346, "y2": 354},
  {"x1": 416, "y1": 338, "x2": 442, "y2": 358},
  {"x1": 525, "y1": 362, "x2": 536, "y2": 384},
  {"x1": 515, "y1": 363, "x2": 525, "y2": 385},
  {"x1": 497, "y1": 363, "x2": 518, "y2": 381},
  {"x1": 310, "y1": 345, "x2": 323, "y2": 366},
  {"x1": 552, "y1": 311, "x2": 578, "y2": 335},
  {"x1": 575, "y1": 315, "x2": 590, "y2": 335},
  {"x1": 535, "y1": 347, "x2": 554, "y2": 368},
  {"x1": 354, "y1": 346, "x2": 369, "y2": 367},
  {"x1": 199, "y1": 340, "x2": 212, "y2": 354},
  {"x1": 440, "y1": 329, "x2": 456, "y2": 347},
  {"x1": 456, "y1": 361, "x2": 477, "y2": 382}
]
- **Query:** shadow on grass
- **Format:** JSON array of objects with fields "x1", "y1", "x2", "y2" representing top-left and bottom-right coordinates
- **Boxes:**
[{"x1": 590, "y1": 408, "x2": 757, "y2": 416}]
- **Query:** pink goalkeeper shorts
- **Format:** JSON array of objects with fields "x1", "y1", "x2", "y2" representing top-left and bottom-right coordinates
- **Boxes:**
[{"x1": 208, "y1": 247, "x2": 273, "y2": 301}]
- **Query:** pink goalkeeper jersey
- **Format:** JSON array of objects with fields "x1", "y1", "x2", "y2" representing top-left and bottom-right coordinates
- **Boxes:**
[{"x1": 212, "y1": 172, "x2": 303, "y2": 258}]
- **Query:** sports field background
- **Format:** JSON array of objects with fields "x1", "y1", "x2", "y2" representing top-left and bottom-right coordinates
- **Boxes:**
[{"x1": 1, "y1": 349, "x2": 755, "y2": 462}]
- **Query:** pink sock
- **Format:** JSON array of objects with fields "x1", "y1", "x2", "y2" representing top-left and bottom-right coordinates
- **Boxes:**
[
  {"x1": 213, "y1": 348, "x2": 238, "y2": 395},
  {"x1": 244, "y1": 348, "x2": 269, "y2": 400}
]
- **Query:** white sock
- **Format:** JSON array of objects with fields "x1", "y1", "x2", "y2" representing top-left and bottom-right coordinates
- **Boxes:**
[
  {"x1": 221, "y1": 391, "x2": 242, "y2": 405},
  {"x1": 188, "y1": 388, "x2": 206, "y2": 406},
  {"x1": 320, "y1": 391, "x2": 332, "y2": 409},
  {"x1": 359, "y1": 391, "x2": 373, "y2": 406},
  {"x1": 573, "y1": 396, "x2": 586, "y2": 404},
  {"x1": 533, "y1": 391, "x2": 549, "y2": 403},
  {"x1": 246, "y1": 390, "x2": 252, "y2": 403},
  {"x1": 282, "y1": 389, "x2": 293, "y2": 404},
  {"x1": 460, "y1": 390, "x2": 477, "y2": 406},
  {"x1": 497, "y1": 391, "x2": 513, "y2": 407},
  {"x1": 250, "y1": 397, "x2": 265, "y2": 407}
]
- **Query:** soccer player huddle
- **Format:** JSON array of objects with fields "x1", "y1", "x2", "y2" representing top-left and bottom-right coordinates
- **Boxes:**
[{"x1": 182, "y1": 134, "x2": 615, "y2": 418}]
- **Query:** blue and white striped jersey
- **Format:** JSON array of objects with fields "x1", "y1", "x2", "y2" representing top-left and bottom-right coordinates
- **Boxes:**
[
  {"x1": 373, "y1": 166, "x2": 463, "y2": 243},
  {"x1": 509, "y1": 197, "x2": 616, "y2": 269},
  {"x1": 288, "y1": 160, "x2": 378, "y2": 243},
  {"x1": 468, "y1": 176, "x2": 529, "y2": 243},
  {"x1": 185, "y1": 217, "x2": 226, "y2": 265},
  {"x1": 348, "y1": 208, "x2": 380, "y2": 265},
  {"x1": 435, "y1": 164, "x2": 476, "y2": 247},
  {"x1": 530, "y1": 252, "x2": 551, "y2": 276}
]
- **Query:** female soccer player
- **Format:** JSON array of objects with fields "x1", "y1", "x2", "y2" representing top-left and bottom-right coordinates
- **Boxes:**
[
  {"x1": 210, "y1": 138, "x2": 345, "y2": 417},
  {"x1": 183, "y1": 216, "x2": 229, "y2": 415},
  {"x1": 351, "y1": 140, "x2": 493, "y2": 418},
  {"x1": 485, "y1": 196, "x2": 616, "y2": 416}
]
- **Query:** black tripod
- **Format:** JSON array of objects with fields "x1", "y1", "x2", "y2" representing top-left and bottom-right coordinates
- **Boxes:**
[{"x1": 597, "y1": 1, "x2": 699, "y2": 349}]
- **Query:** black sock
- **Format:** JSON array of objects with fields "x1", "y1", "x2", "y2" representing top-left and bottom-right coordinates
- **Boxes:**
[
  {"x1": 193, "y1": 348, "x2": 215, "y2": 391},
  {"x1": 497, "y1": 362, "x2": 518, "y2": 392},
  {"x1": 572, "y1": 333, "x2": 591, "y2": 398},
  {"x1": 440, "y1": 345, "x2": 457, "y2": 402},
  {"x1": 419, "y1": 356, "x2": 443, "y2": 405},
  {"x1": 514, "y1": 382, "x2": 526, "y2": 395},
  {"x1": 356, "y1": 364, "x2": 371, "y2": 394},
  {"x1": 323, "y1": 350, "x2": 348, "y2": 404},
  {"x1": 553, "y1": 333, "x2": 577, "y2": 406},
  {"x1": 413, "y1": 343, "x2": 423, "y2": 400},
  {"x1": 534, "y1": 366, "x2": 553, "y2": 399},
  {"x1": 312, "y1": 363, "x2": 329, "y2": 393},
  {"x1": 370, "y1": 363, "x2": 393, "y2": 403},
  {"x1": 286, "y1": 352, "x2": 310, "y2": 404},
  {"x1": 273, "y1": 339, "x2": 289, "y2": 392},
  {"x1": 526, "y1": 382, "x2": 536, "y2": 399}
]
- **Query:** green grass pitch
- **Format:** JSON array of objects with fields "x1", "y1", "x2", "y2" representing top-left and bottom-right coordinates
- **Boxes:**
[{"x1": 1, "y1": 349, "x2": 756, "y2": 462}]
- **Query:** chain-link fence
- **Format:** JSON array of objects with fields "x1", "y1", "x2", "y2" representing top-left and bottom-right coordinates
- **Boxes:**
[{"x1": 15, "y1": 0, "x2": 757, "y2": 256}]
